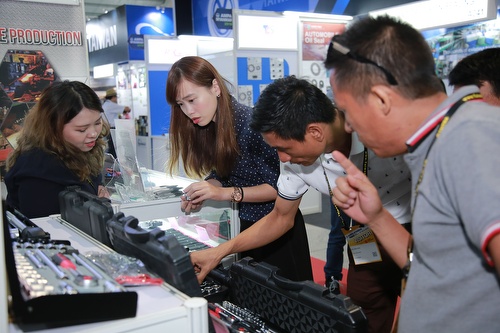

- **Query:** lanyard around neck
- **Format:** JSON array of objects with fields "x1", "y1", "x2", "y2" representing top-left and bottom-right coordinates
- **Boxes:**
[
  {"x1": 322, "y1": 148, "x2": 368, "y2": 230},
  {"x1": 411, "y1": 93, "x2": 482, "y2": 218}
]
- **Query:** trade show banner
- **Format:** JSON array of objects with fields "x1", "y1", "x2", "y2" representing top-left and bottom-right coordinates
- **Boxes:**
[
  {"x1": 125, "y1": 6, "x2": 174, "y2": 61},
  {"x1": 192, "y1": 0, "x2": 425, "y2": 37},
  {"x1": 0, "y1": 0, "x2": 88, "y2": 81},
  {"x1": 145, "y1": 37, "x2": 198, "y2": 136},
  {"x1": 0, "y1": 0, "x2": 88, "y2": 179},
  {"x1": 193, "y1": 0, "x2": 320, "y2": 37},
  {"x1": 300, "y1": 21, "x2": 345, "y2": 96},
  {"x1": 422, "y1": 9, "x2": 500, "y2": 79},
  {"x1": 86, "y1": 6, "x2": 130, "y2": 69},
  {"x1": 86, "y1": 5, "x2": 174, "y2": 68}
]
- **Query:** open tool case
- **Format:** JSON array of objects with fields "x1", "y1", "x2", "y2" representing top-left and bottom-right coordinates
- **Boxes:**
[
  {"x1": 104, "y1": 211, "x2": 367, "y2": 332},
  {"x1": 211, "y1": 257, "x2": 368, "y2": 333},
  {"x1": 3, "y1": 207, "x2": 138, "y2": 331}
]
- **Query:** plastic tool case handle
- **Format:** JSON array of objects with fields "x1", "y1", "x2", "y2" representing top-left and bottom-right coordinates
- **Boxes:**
[{"x1": 69, "y1": 185, "x2": 111, "y2": 205}]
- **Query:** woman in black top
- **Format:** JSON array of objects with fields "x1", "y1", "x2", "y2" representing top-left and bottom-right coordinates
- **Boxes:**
[{"x1": 5, "y1": 81, "x2": 110, "y2": 218}]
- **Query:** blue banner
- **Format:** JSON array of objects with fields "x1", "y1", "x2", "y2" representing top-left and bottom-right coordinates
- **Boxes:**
[
  {"x1": 193, "y1": 0, "x2": 237, "y2": 37},
  {"x1": 193, "y1": 0, "x2": 352, "y2": 36},
  {"x1": 125, "y1": 5, "x2": 174, "y2": 60},
  {"x1": 148, "y1": 70, "x2": 170, "y2": 136}
]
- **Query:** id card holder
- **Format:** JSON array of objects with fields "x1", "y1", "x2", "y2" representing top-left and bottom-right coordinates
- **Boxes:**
[{"x1": 342, "y1": 225, "x2": 382, "y2": 265}]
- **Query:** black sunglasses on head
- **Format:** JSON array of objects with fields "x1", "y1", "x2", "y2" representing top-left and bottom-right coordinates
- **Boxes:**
[{"x1": 330, "y1": 39, "x2": 398, "y2": 86}]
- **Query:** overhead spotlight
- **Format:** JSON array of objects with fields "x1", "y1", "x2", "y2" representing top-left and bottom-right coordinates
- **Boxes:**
[{"x1": 161, "y1": 7, "x2": 165, "y2": 13}]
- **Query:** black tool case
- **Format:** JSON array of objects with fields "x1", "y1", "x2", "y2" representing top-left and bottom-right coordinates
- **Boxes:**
[
  {"x1": 3, "y1": 208, "x2": 138, "y2": 332},
  {"x1": 227, "y1": 257, "x2": 368, "y2": 333},
  {"x1": 106, "y1": 212, "x2": 203, "y2": 298},
  {"x1": 106, "y1": 212, "x2": 217, "y2": 333},
  {"x1": 59, "y1": 186, "x2": 115, "y2": 247}
]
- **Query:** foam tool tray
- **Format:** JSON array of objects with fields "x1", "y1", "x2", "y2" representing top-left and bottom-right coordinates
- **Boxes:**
[
  {"x1": 228, "y1": 257, "x2": 368, "y2": 333},
  {"x1": 3, "y1": 208, "x2": 138, "y2": 332}
]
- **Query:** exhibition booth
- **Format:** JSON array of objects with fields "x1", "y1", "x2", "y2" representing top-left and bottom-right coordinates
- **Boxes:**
[{"x1": 1, "y1": 0, "x2": 499, "y2": 331}]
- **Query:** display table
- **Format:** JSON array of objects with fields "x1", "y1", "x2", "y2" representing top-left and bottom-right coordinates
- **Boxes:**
[
  {"x1": 109, "y1": 169, "x2": 240, "y2": 241},
  {"x1": 8, "y1": 216, "x2": 209, "y2": 333}
]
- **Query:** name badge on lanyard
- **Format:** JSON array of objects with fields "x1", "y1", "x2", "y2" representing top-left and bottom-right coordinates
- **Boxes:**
[
  {"x1": 342, "y1": 225, "x2": 382, "y2": 265},
  {"x1": 323, "y1": 148, "x2": 381, "y2": 265}
]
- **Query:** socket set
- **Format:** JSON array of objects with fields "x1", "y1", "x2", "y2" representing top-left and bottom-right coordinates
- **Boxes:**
[
  {"x1": 209, "y1": 300, "x2": 281, "y2": 333},
  {"x1": 200, "y1": 276, "x2": 229, "y2": 304},
  {"x1": 238, "y1": 85, "x2": 253, "y2": 107},
  {"x1": 164, "y1": 227, "x2": 211, "y2": 252},
  {"x1": 12, "y1": 241, "x2": 127, "y2": 298},
  {"x1": 4, "y1": 209, "x2": 137, "y2": 331}
]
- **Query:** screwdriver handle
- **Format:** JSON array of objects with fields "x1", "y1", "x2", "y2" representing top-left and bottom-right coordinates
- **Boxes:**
[{"x1": 52, "y1": 253, "x2": 77, "y2": 270}]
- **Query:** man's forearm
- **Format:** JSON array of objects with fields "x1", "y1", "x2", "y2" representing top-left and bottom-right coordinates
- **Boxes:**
[
  {"x1": 214, "y1": 210, "x2": 294, "y2": 259},
  {"x1": 368, "y1": 208, "x2": 412, "y2": 268}
]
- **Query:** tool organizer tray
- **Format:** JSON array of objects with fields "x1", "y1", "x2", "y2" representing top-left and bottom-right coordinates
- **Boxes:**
[{"x1": 3, "y1": 208, "x2": 137, "y2": 332}]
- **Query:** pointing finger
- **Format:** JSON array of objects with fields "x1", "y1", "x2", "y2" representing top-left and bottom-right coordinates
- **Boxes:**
[{"x1": 332, "y1": 150, "x2": 366, "y2": 180}]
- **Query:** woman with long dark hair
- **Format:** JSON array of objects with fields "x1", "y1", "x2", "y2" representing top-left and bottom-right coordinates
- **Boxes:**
[
  {"x1": 166, "y1": 56, "x2": 312, "y2": 281},
  {"x1": 5, "y1": 81, "x2": 110, "y2": 218}
]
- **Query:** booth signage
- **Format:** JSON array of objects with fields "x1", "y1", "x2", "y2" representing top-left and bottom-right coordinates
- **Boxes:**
[
  {"x1": 213, "y1": 8, "x2": 233, "y2": 30},
  {"x1": 0, "y1": 0, "x2": 88, "y2": 180},
  {"x1": 0, "y1": 28, "x2": 82, "y2": 46},
  {"x1": 87, "y1": 5, "x2": 174, "y2": 67}
]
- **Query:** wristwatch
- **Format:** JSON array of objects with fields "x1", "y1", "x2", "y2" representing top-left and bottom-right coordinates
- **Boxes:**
[{"x1": 231, "y1": 186, "x2": 243, "y2": 203}]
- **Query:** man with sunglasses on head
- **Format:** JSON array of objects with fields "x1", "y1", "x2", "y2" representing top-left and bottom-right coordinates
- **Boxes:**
[
  {"x1": 190, "y1": 75, "x2": 412, "y2": 333},
  {"x1": 324, "y1": 15, "x2": 500, "y2": 333}
]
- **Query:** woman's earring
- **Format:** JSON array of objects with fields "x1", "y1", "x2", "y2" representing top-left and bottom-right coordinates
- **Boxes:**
[{"x1": 217, "y1": 94, "x2": 220, "y2": 98}]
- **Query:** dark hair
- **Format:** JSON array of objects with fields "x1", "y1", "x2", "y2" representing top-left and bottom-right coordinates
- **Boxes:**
[
  {"x1": 251, "y1": 76, "x2": 336, "y2": 141},
  {"x1": 165, "y1": 56, "x2": 238, "y2": 179},
  {"x1": 7, "y1": 81, "x2": 109, "y2": 181},
  {"x1": 324, "y1": 15, "x2": 443, "y2": 100},
  {"x1": 448, "y1": 48, "x2": 500, "y2": 97}
]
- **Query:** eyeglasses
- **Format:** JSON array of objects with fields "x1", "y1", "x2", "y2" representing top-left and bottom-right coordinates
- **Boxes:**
[{"x1": 330, "y1": 40, "x2": 398, "y2": 86}]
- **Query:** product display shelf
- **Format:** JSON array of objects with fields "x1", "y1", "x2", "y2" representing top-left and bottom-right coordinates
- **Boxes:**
[{"x1": 112, "y1": 169, "x2": 240, "y2": 241}]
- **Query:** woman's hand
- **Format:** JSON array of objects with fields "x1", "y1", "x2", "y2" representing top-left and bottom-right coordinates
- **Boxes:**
[
  {"x1": 98, "y1": 185, "x2": 110, "y2": 198},
  {"x1": 181, "y1": 193, "x2": 203, "y2": 213},
  {"x1": 181, "y1": 180, "x2": 228, "y2": 213}
]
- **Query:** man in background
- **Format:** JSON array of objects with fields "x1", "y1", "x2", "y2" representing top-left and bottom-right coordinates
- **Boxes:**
[
  {"x1": 448, "y1": 47, "x2": 500, "y2": 105},
  {"x1": 101, "y1": 88, "x2": 129, "y2": 158},
  {"x1": 102, "y1": 88, "x2": 131, "y2": 128}
]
